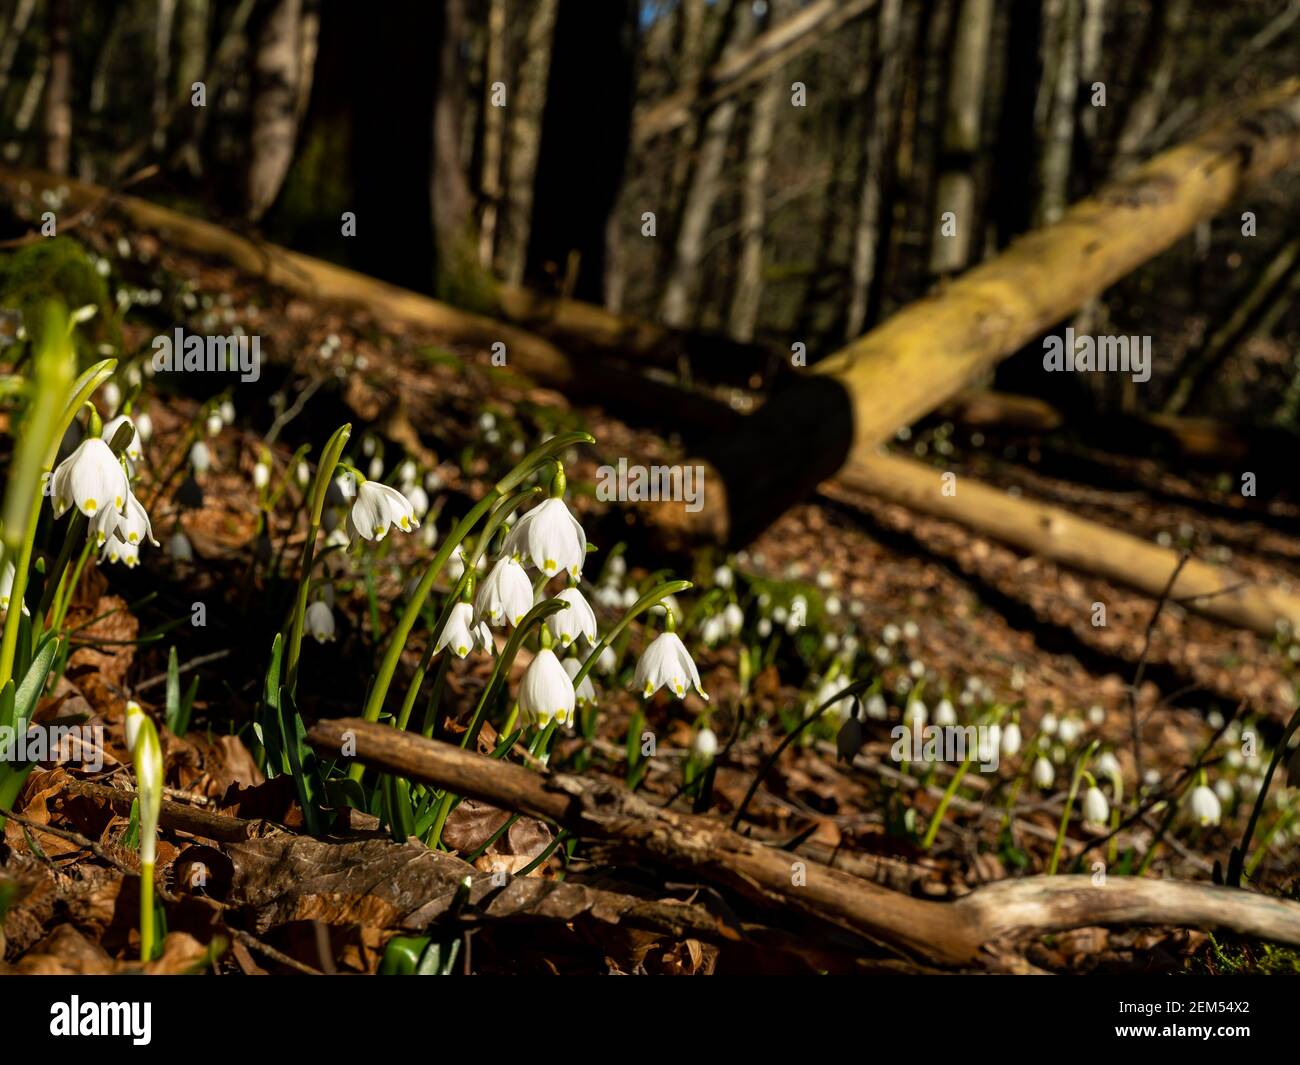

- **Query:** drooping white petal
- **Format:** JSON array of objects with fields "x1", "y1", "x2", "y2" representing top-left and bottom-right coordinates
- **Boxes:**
[
  {"x1": 561, "y1": 656, "x2": 597, "y2": 706},
  {"x1": 545, "y1": 587, "x2": 597, "y2": 648},
  {"x1": 50, "y1": 438, "x2": 129, "y2": 519},
  {"x1": 116, "y1": 491, "x2": 158, "y2": 547},
  {"x1": 349, "y1": 481, "x2": 419, "y2": 542},
  {"x1": 474, "y1": 556, "x2": 532, "y2": 628},
  {"x1": 435, "y1": 601, "x2": 487, "y2": 658},
  {"x1": 633, "y1": 631, "x2": 707, "y2": 701},
  {"x1": 503, "y1": 498, "x2": 586, "y2": 578},
  {"x1": 305, "y1": 601, "x2": 335, "y2": 642},
  {"x1": 518, "y1": 648, "x2": 576, "y2": 728}
]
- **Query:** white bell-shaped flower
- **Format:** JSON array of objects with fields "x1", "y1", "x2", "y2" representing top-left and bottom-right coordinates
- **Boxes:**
[
  {"x1": 518, "y1": 648, "x2": 576, "y2": 728},
  {"x1": 546, "y1": 587, "x2": 597, "y2": 649},
  {"x1": 634, "y1": 631, "x2": 707, "y2": 701},
  {"x1": 561, "y1": 656, "x2": 597, "y2": 706},
  {"x1": 813, "y1": 677, "x2": 855, "y2": 723},
  {"x1": 502, "y1": 497, "x2": 586, "y2": 579},
  {"x1": 1032, "y1": 756, "x2": 1055, "y2": 790},
  {"x1": 50, "y1": 438, "x2": 129, "y2": 519},
  {"x1": 135, "y1": 412, "x2": 153, "y2": 442},
  {"x1": 0, "y1": 560, "x2": 28, "y2": 615},
  {"x1": 692, "y1": 726, "x2": 718, "y2": 764},
  {"x1": 305, "y1": 601, "x2": 335, "y2": 643},
  {"x1": 475, "y1": 556, "x2": 532, "y2": 627},
  {"x1": 1000, "y1": 721, "x2": 1023, "y2": 757},
  {"x1": 1189, "y1": 784, "x2": 1222, "y2": 826},
  {"x1": 190, "y1": 440, "x2": 211, "y2": 473},
  {"x1": 253, "y1": 462, "x2": 271, "y2": 490},
  {"x1": 169, "y1": 529, "x2": 194, "y2": 562},
  {"x1": 435, "y1": 601, "x2": 491, "y2": 658},
  {"x1": 116, "y1": 491, "x2": 158, "y2": 548},
  {"x1": 1081, "y1": 785, "x2": 1110, "y2": 826},
  {"x1": 102, "y1": 414, "x2": 143, "y2": 462},
  {"x1": 934, "y1": 698, "x2": 957, "y2": 726},
  {"x1": 101, "y1": 539, "x2": 140, "y2": 567},
  {"x1": 348, "y1": 480, "x2": 419, "y2": 542},
  {"x1": 723, "y1": 602, "x2": 744, "y2": 636}
]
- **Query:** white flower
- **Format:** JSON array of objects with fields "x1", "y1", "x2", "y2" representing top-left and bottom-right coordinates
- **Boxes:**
[
  {"x1": 882, "y1": 623, "x2": 900, "y2": 645},
  {"x1": 713, "y1": 565, "x2": 733, "y2": 590},
  {"x1": 518, "y1": 648, "x2": 576, "y2": 728},
  {"x1": 435, "y1": 602, "x2": 490, "y2": 658},
  {"x1": 0, "y1": 561, "x2": 27, "y2": 615},
  {"x1": 692, "y1": 727, "x2": 718, "y2": 763},
  {"x1": 102, "y1": 381, "x2": 121, "y2": 413},
  {"x1": 219, "y1": 400, "x2": 235, "y2": 424},
  {"x1": 190, "y1": 440, "x2": 211, "y2": 473},
  {"x1": 135, "y1": 412, "x2": 153, "y2": 442},
  {"x1": 595, "y1": 645, "x2": 617, "y2": 675},
  {"x1": 124, "y1": 700, "x2": 145, "y2": 754},
  {"x1": 934, "y1": 698, "x2": 957, "y2": 726},
  {"x1": 813, "y1": 677, "x2": 855, "y2": 723},
  {"x1": 1058, "y1": 717, "x2": 1082, "y2": 745},
  {"x1": 865, "y1": 693, "x2": 888, "y2": 720},
  {"x1": 701, "y1": 614, "x2": 726, "y2": 646},
  {"x1": 1095, "y1": 750, "x2": 1122, "y2": 782},
  {"x1": 1041, "y1": 713, "x2": 1059, "y2": 736},
  {"x1": 904, "y1": 699, "x2": 927, "y2": 729},
  {"x1": 1032, "y1": 756, "x2": 1055, "y2": 789},
  {"x1": 205, "y1": 412, "x2": 223, "y2": 437},
  {"x1": 50, "y1": 438, "x2": 129, "y2": 519},
  {"x1": 102, "y1": 414, "x2": 143, "y2": 462},
  {"x1": 367, "y1": 456, "x2": 384, "y2": 481},
  {"x1": 1081, "y1": 785, "x2": 1109, "y2": 826},
  {"x1": 475, "y1": 556, "x2": 532, "y2": 627},
  {"x1": 502, "y1": 497, "x2": 586, "y2": 578},
  {"x1": 253, "y1": 462, "x2": 270, "y2": 489},
  {"x1": 723, "y1": 602, "x2": 744, "y2": 636},
  {"x1": 334, "y1": 471, "x2": 355, "y2": 499},
  {"x1": 756, "y1": 618, "x2": 771, "y2": 638},
  {"x1": 546, "y1": 587, "x2": 597, "y2": 649},
  {"x1": 407, "y1": 484, "x2": 430, "y2": 519},
  {"x1": 1214, "y1": 778, "x2": 1235, "y2": 805},
  {"x1": 446, "y1": 544, "x2": 467, "y2": 581},
  {"x1": 902, "y1": 621, "x2": 919, "y2": 640},
  {"x1": 169, "y1": 529, "x2": 193, "y2": 562},
  {"x1": 305, "y1": 601, "x2": 335, "y2": 643},
  {"x1": 634, "y1": 631, "x2": 707, "y2": 701},
  {"x1": 561, "y1": 656, "x2": 597, "y2": 706},
  {"x1": 348, "y1": 481, "x2": 419, "y2": 542},
  {"x1": 1000, "y1": 722, "x2": 1022, "y2": 757},
  {"x1": 1189, "y1": 784, "x2": 1222, "y2": 826},
  {"x1": 295, "y1": 460, "x2": 310, "y2": 488},
  {"x1": 101, "y1": 540, "x2": 140, "y2": 567}
]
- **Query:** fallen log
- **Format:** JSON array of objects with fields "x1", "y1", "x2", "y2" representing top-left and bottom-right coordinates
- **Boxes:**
[
  {"x1": 308, "y1": 718, "x2": 1300, "y2": 967},
  {"x1": 67, "y1": 780, "x2": 278, "y2": 843},
  {"x1": 840, "y1": 448, "x2": 1300, "y2": 635},
  {"x1": 643, "y1": 78, "x2": 1300, "y2": 546}
]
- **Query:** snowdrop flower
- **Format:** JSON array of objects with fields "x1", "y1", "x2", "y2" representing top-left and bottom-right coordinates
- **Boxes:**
[
  {"x1": 102, "y1": 540, "x2": 140, "y2": 567},
  {"x1": 101, "y1": 414, "x2": 143, "y2": 462},
  {"x1": 634, "y1": 630, "x2": 707, "y2": 701},
  {"x1": 934, "y1": 698, "x2": 957, "y2": 727},
  {"x1": 503, "y1": 497, "x2": 587, "y2": 579},
  {"x1": 253, "y1": 461, "x2": 271, "y2": 490},
  {"x1": 435, "y1": 602, "x2": 491, "y2": 659},
  {"x1": 348, "y1": 480, "x2": 419, "y2": 542},
  {"x1": 50, "y1": 438, "x2": 129, "y2": 520},
  {"x1": 124, "y1": 700, "x2": 145, "y2": 754},
  {"x1": 1001, "y1": 721, "x2": 1022, "y2": 757},
  {"x1": 713, "y1": 565, "x2": 733, "y2": 590},
  {"x1": 865, "y1": 693, "x2": 888, "y2": 720},
  {"x1": 205, "y1": 412, "x2": 223, "y2": 437},
  {"x1": 519, "y1": 648, "x2": 576, "y2": 728},
  {"x1": 546, "y1": 587, "x2": 597, "y2": 649},
  {"x1": 305, "y1": 601, "x2": 335, "y2": 643},
  {"x1": 1032, "y1": 756, "x2": 1055, "y2": 789},
  {"x1": 1081, "y1": 786, "x2": 1110, "y2": 826},
  {"x1": 475, "y1": 556, "x2": 532, "y2": 627},
  {"x1": 169, "y1": 529, "x2": 193, "y2": 562},
  {"x1": 723, "y1": 602, "x2": 744, "y2": 636},
  {"x1": 561, "y1": 657, "x2": 597, "y2": 706},
  {"x1": 692, "y1": 727, "x2": 718, "y2": 764},
  {"x1": 190, "y1": 440, "x2": 211, "y2": 474},
  {"x1": 1189, "y1": 784, "x2": 1222, "y2": 826},
  {"x1": 0, "y1": 561, "x2": 27, "y2": 615}
]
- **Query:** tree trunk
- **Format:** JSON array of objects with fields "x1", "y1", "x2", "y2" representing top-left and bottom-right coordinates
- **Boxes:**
[
  {"x1": 3, "y1": 54, "x2": 46, "y2": 163},
  {"x1": 726, "y1": 0, "x2": 786, "y2": 343},
  {"x1": 477, "y1": 0, "x2": 508, "y2": 270},
  {"x1": 1077, "y1": 0, "x2": 1106, "y2": 147},
  {"x1": 247, "y1": 0, "x2": 302, "y2": 221},
  {"x1": 497, "y1": 0, "x2": 557, "y2": 285},
  {"x1": 929, "y1": 0, "x2": 996, "y2": 275},
  {"x1": 1034, "y1": 0, "x2": 1079, "y2": 225},
  {"x1": 845, "y1": 0, "x2": 904, "y2": 338},
  {"x1": 1111, "y1": 0, "x2": 1190, "y2": 174},
  {"x1": 153, "y1": 0, "x2": 178, "y2": 150},
  {"x1": 430, "y1": 0, "x2": 477, "y2": 300},
  {"x1": 0, "y1": 0, "x2": 38, "y2": 102},
  {"x1": 43, "y1": 0, "x2": 73, "y2": 175}
]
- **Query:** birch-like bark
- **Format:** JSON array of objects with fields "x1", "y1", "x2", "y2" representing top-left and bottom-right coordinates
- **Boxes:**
[
  {"x1": 478, "y1": 0, "x2": 508, "y2": 269},
  {"x1": 43, "y1": 0, "x2": 72, "y2": 175},
  {"x1": 247, "y1": 0, "x2": 302, "y2": 220},
  {"x1": 1034, "y1": 0, "x2": 1080, "y2": 225}
]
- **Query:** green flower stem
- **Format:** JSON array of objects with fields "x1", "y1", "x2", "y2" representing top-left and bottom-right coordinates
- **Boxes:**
[
  {"x1": 284, "y1": 423, "x2": 350, "y2": 694},
  {"x1": 572, "y1": 580, "x2": 693, "y2": 691},
  {"x1": 51, "y1": 536, "x2": 93, "y2": 631},
  {"x1": 138, "y1": 861, "x2": 155, "y2": 963},
  {"x1": 350, "y1": 433, "x2": 591, "y2": 782},
  {"x1": 419, "y1": 651, "x2": 454, "y2": 738},
  {"x1": 1229, "y1": 702, "x2": 1300, "y2": 887},
  {"x1": 1047, "y1": 740, "x2": 1098, "y2": 875}
]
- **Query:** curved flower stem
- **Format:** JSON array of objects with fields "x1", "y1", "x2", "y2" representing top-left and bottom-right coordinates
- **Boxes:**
[
  {"x1": 921, "y1": 707, "x2": 1006, "y2": 850},
  {"x1": 1048, "y1": 740, "x2": 1099, "y2": 875},
  {"x1": 284, "y1": 423, "x2": 351, "y2": 694},
  {"x1": 1228, "y1": 702, "x2": 1300, "y2": 886},
  {"x1": 571, "y1": 580, "x2": 693, "y2": 691}
]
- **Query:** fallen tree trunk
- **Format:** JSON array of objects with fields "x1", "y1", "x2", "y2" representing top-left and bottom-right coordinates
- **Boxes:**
[
  {"x1": 644, "y1": 78, "x2": 1300, "y2": 547},
  {"x1": 841, "y1": 449, "x2": 1300, "y2": 635},
  {"x1": 308, "y1": 718, "x2": 1300, "y2": 968}
]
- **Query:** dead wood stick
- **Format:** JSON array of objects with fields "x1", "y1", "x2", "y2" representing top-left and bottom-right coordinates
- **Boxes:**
[
  {"x1": 308, "y1": 718, "x2": 1300, "y2": 966},
  {"x1": 67, "y1": 780, "x2": 277, "y2": 843}
]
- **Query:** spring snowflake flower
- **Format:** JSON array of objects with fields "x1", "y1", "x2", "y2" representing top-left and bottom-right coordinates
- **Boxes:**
[
  {"x1": 101, "y1": 540, "x2": 140, "y2": 567},
  {"x1": 102, "y1": 414, "x2": 143, "y2": 462},
  {"x1": 50, "y1": 438, "x2": 129, "y2": 519},
  {"x1": 305, "y1": 601, "x2": 335, "y2": 643},
  {"x1": 1095, "y1": 750, "x2": 1122, "y2": 781},
  {"x1": 502, "y1": 497, "x2": 586, "y2": 579},
  {"x1": 435, "y1": 601, "x2": 491, "y2": 658},
  {"x1": 190, "y1": 440, "x2": 211, "y2": 473},
  {"x1": 713, "y1": 565, "x2": 733, "y2": 589},
  {"x1": 1189, "y1": 784, "x2": 1222, "y2": 827},
  {"x1": 135, "y1": 412, "x2": 153, "y2": 442},
  {"x1": 865, "y1": 693, "x2": 888, "y2": 720},
  {"x1": 475, "y1": 556, "x2": 532, "y2": 627},
  {"x1": 813, "y1": 677, "x2": 855, "y2": 722},
  {"x1": 634, "y1": 631, "x2": 707, "y2": 701},
  {"x1": 562, "y1": 656, "x2": 597, "y2": 707},
  {"x1": 701, "y1": 613, "x2": 726, "y2": 646},
  {"x1": 692, "y1": 727, "x2": 718, "y2": 764},
  {"x1": 205, "y1": 412, "x2": 223, "y2": 437},
  {"x1": 546, "y1": 587, "x2": 597, "y2": 649},
  {"x1": 518, "y1": 648, "x2": 576, "y2": 728},
  {"x1": 348, "y1": 480, "x2": 419, "y2": 542},
  {"x1": 723, "y1": 602, "x2": 744, "y2": 637},
  {"x1": 253, "y1": 461, "x2": 271, "y2": 490},
  {"x1": 219, "y1": 400, "x2": 235, "y2": 425},
  {"x1": 1032, "y1": 756, "x2": 1055, "y2": 790},
  {"x1": 169, "y1": 529, "x2": 194, "y2": 562},
  {"x1": 115, "y1": 492, "x2": 158, "y2": 548},
  {"x1": 934, "y1": 698, "x2": 957, "y2": 727},
  {"x1": 0, "y1": 560, "x2": 27, "y2": 615},
  {"x1": 1081, "y1": 785, "x2": 1110, "y2": 826},
  {"x1": 1000, "y1": 721, "x2": 1022, "y2": 757},
  {"x1": 595, "y1": 645, "x2": 617, "y2": 674}
]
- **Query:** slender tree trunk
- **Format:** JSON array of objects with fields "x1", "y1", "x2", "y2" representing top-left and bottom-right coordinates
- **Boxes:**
[
  {"x1": 1034, "y1": 0, "x2": 1079, "y2": 225},
  {"x1": 1111, "y1": 0, "x2": 1190, "y2": 174},
  {"x1": 478, "y1": 0, "x2": 508, "y2": 270},
  {"x1": 247, "y1": 0, "x2": 302, "y2": 221},
  {"x1": 498, "y1": 0, "x2": 557, "y2": 285},
  {"x1": 430, "y1": 0, "x2": 475, "y2": 297},
  {"x1": 294, "y1": 0, "x2": 320, "y2": 125},
  {"x1": 726, "y1": 1, "x2": 786, "y2": 343},
  {"x1": 0, "y1": 0, "x2": 38, "y2": 102},
  {"x1": 174, "y1": 0, "x2": 210, "y2": 100},
  {"x1": 845, "y1": 0, "x2": 904, "y2": 339},
  {"x1": 1077, "y1": 0, "x2": 1106, "y2": 146},
  {"x1": 930, "y1": 0, "x2": 995, "y2": 275},
  {"x1": 3, "y1": 53, "x2": 46, "y2": 162},
  {"x1": 43, "y1": 0, "x2": 72, "y2": 175},
  {"x1": 153, "y1": 0, "x2": 178, "y2": 150}
]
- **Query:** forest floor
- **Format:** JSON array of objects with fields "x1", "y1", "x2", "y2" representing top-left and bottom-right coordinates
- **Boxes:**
[{"x1": 2, "y1": 206, "x2": 1298, "y2": 975}]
